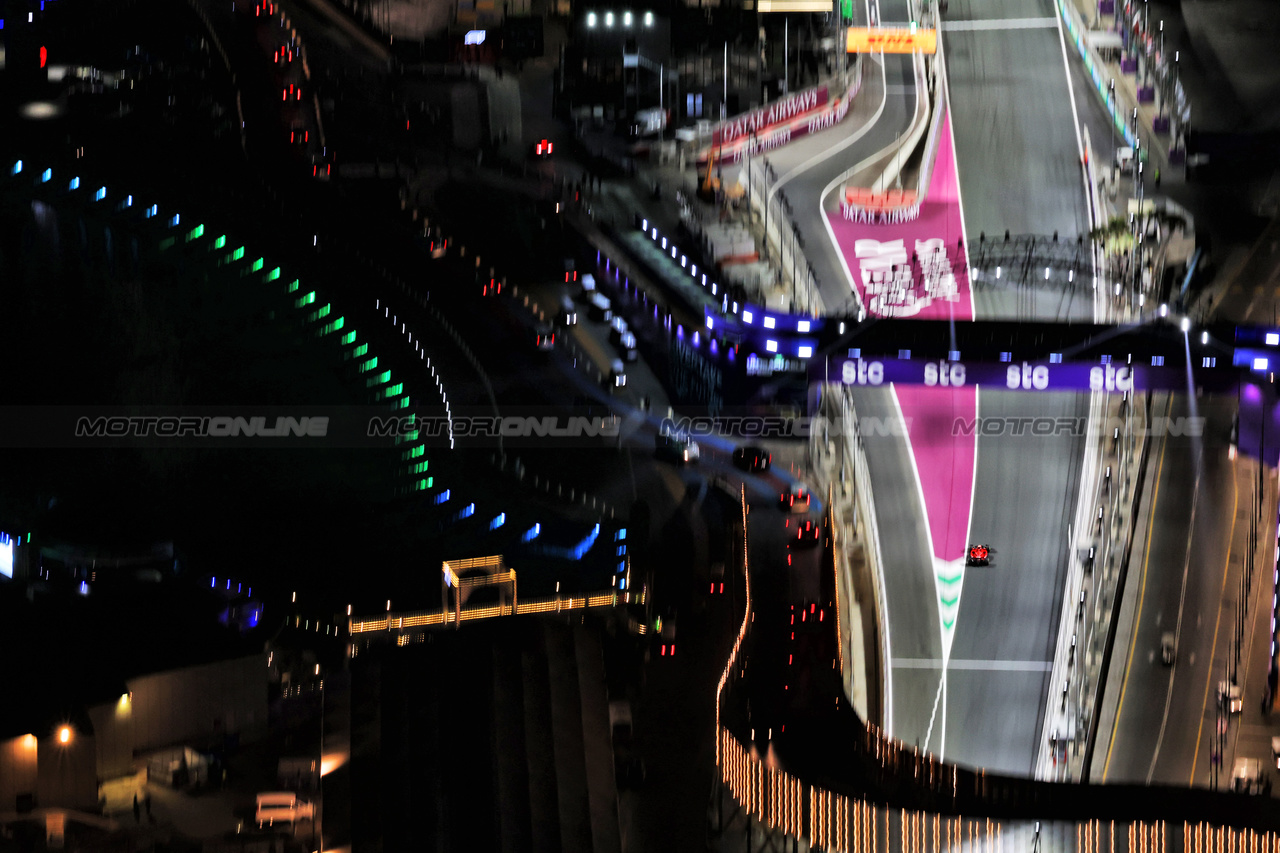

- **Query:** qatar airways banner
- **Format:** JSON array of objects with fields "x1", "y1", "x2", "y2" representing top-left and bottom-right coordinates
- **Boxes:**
[
  {"x1": 713, "y1": 86, "x2": 830, "y2": 146},
  {"x1": 721, "y1": 88, "x2": 855, "y2": 163},
  {"x1": 820, "y1": 356, "x2": 1239, "y2": 393}
]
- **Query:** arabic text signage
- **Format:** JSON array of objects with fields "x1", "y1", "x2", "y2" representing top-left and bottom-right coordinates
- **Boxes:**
[{"x1": 846, "y1": 27, "x2": 938, "y2": 54}]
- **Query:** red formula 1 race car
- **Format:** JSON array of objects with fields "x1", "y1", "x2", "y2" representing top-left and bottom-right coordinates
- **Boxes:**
[{"x1": 966, "y1": 544, "x2": 991, "y2": 567}]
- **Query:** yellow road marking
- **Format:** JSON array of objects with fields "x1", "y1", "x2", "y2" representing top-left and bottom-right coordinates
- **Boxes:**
[
  {"x1": 1102, "y1": 394, "x2": 1171, "y2": 780},
  {"x1": 1188, "y1": 458, "x2": 1241, "y2": 784}
]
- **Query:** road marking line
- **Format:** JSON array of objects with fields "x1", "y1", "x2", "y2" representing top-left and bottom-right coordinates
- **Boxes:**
[
  {"x1": 935, "y1": 24, "x2": 976, "y2": 314},
  {"x1": 1102, "y1": 393, "x2": 1172, "y2": 780},
  {"x1": 1051, "y1": 0, "x2": 1096, "y2": 302},
  {"x1": 942, "y1": 17, "x2": 1059, "y2": 30},
  {"x1": 923, "y1": 666, "x2": 946, "y2": 752},
  {"x1": 894, "y1": 658, "x2": 1054, "y2": 671},
  {"x1": 1189, "y1": 459, "x2": 1241, "y2": 784},
  {"x1": 775, "y1": 54, "x2": 889, "y2": 193},
  {"x1": 1146, "y1": 439, "x2": 1203, "y2": 783},
  {"x1": 819, "y1": 57, "x2": 894, "y2": 308}
]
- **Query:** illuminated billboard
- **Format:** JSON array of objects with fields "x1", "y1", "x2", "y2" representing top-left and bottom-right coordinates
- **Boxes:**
[
  {"x1": 758, "y1": 0, "x2": 833, "y2": 11},
  {"x1": 0, "y1": 533, "x2": 13, "y2": 579},
  {"x1": 846, "y1": 27, "x2": 937, "y2": 53}
]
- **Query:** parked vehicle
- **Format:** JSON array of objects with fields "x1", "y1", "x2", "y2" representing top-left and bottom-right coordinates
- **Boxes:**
[
  {"x1": 656, "y1": 433, "x2": 700, "y2": 464},
  {"x1": 560, "y1": 294, "x2": 578, "y2": 326},
  {"x1": 1160, "y1": 631, "x2": 1176, "y2": 665},
  {"x1": 587, "y1": 293, "x2": 613, "y2": 322},
  {"x1": 732, "y1": 446, "x2": 771, "y2": 473}
]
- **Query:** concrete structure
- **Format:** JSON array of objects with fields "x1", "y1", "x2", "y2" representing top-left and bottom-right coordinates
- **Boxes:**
[{"x1": 0, "y1": 654, "x2": 266, "y2": 814}]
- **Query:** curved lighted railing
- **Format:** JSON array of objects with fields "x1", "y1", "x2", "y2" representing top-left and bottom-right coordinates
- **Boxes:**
[{"x1": 713, "y1": 464, "x2": 1280, "y2": 851}]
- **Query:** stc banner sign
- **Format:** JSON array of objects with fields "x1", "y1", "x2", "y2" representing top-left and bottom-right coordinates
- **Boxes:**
[
  {"x1": 846, "y1": 27, "x2": 938, "y2": 54},
  {"x1": 712, "y1": 86, "x2": 830, "y2": 146},
  {"x1": 821, "y1": 356, "x2": 1238, "y2": 393}
]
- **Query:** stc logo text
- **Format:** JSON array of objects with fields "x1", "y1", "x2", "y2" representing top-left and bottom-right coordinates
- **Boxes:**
[{"x1": 842, "y1": 359, "x2": 965, "y2": 387}]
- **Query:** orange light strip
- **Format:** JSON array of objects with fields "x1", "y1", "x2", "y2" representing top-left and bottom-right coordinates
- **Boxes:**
[{"x1": 350, "y1": 590, "x2": 627, "y2": 634}]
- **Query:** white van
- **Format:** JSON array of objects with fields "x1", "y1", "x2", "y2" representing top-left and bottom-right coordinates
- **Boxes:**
[
  {"x1": 560, "y1": 294, "x2": 578, "y2": 326},
  {"x1": 256, "y1": 791, "x2": 315, "y2": 827},
  {"x1": 1231, "y1": 758, "x2": 1264, "y2": 795}
]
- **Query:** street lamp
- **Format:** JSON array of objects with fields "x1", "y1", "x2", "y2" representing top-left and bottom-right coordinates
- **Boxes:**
[
  {"x1": 58, "y1": 726, "x2": 72, "y2": 745},
  {"x1": 1108, "y1": 80, "x2": 1116, "y2": 162}
]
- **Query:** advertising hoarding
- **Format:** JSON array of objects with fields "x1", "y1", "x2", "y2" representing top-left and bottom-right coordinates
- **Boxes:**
[
  {"x1": 846, "y1": 27, "x2": 938, "y2": 53},
  {"x1": 820, "y1": 355, "x2": 1237, "y2": 393},
  {"x1": 0, "y1": 533, "x2": 13, "y2": 579},
  {"x1": 712, "y1": 86, "x2": 829, "y2": 145},
  {"x1": 758, "y1": 0, "x2": 833, "y2": 10}
]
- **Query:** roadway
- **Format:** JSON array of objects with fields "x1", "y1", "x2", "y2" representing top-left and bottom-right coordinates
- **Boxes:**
[
  {"x1": 749, "y1": 52, "x2": 916, "y2": 314},
  {"x1": 947, "y1": 389, "x2": 1089, "y2": 774},
  {"x1": 1094, "y1": 392, "x2": 1248, "y2": 787},
  {"x1": 942, "y1": 0, "x2": 1118, "y2": 322},
  {"x1": 844, "y1": 385, "x2": 944, "y2": 744},
  {"x1": 916, "y1": 0, "x2": 1121, "y2": 777}
]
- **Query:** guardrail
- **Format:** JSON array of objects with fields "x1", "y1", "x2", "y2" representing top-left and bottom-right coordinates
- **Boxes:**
[
  {"x1": 713, "y1": 387, "x2": 1280, "y2": 845},
  {"x1": 808, "y1": 383, "x2": 887, "y2": 723},
  {"x1": 1080, "y1": 389, "x2": 1162, "y2": 773},
  {"x1": 737, "y1": 63, "x2": 868, "y2": 316},
  {"x1": 912, "y1": 6, "x2": 948, "y2": 204},
  {"x1": 839, "y1": 385, "x2": 890, "y2": 727},
  {"x1": 870, "y1": 48, "x2": 931, "y2": 196},
  {"x1": 1037, "y1": 386, "x2": 1150, "y2": 780},
  {"x1": 1056, "y1": 0, "x2": 1137, "y2": 150}
]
